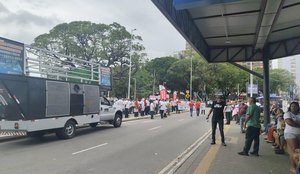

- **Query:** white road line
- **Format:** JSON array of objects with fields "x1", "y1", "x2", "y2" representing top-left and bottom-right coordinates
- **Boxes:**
[
  {"x1": 72, "y1": 143, "x2": 108, "y2": 155},
  {"x1": 178, "y1": 119, "x2": 185, "y2": 122},
  {"x1": 148, "y1": 126, "x2": 162, "y2": 131},
  {"x1": 158, "y1": 129, "x2": 212, "y2": 174}
]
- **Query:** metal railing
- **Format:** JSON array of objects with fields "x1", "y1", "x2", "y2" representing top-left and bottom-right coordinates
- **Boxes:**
[{"x1": 24, "y1": 45, "x2": 101, "y2": 84}]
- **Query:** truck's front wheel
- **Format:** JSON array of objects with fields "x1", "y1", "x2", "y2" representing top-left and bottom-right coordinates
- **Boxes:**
[
  {"x1": 113, "y1": 113, "x2": 122, "y2": 128},
  {"x1": 56, "y1": 120, "x2": 76, "y2": 139}
]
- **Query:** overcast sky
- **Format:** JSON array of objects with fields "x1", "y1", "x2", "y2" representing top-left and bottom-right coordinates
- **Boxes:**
[{"x1": 0, "y1": 0, "x2": 186, "y2": 59}]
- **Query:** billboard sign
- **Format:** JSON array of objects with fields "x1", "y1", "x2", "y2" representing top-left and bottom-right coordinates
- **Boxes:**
[
  {"x1": 247, "y1": 84, "x2": 258, "y2": 94},
  {"x1": 99, "y1": 66, "x2": 112, "y2": 90},
  {"x1": 0, "y1": 37, "x2": 24, "y2": 75}
]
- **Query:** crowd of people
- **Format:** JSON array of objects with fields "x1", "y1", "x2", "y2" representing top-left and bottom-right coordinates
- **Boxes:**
[
  {"x1": 223, "y1": 97, "x2": 300, "y2": 173},
  {"x1": 112, "y1": 98, "x2": 207, "y2": 119},
  {"x1": 204, "y1": 96, "x2": 298, "y2": 172},
  {"x1": 264, "y1": 101, "x2": 300, "y2": 173}
]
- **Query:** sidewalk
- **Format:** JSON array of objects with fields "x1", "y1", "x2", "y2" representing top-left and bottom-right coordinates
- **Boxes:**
[{"x1": 194, "y1": 122, "x2": 290, "y2": 174}]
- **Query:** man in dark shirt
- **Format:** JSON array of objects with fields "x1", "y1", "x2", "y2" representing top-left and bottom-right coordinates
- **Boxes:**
[{"x1": 206, "y1": 96, "x2": 227, "y2": 146}]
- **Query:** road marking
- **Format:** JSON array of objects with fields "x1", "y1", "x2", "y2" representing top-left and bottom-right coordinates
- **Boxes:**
[
  {"x1": 178, "y1": 119, "x2": 185, "y2": 122},
  {"x1": 72, "y1": 143, "x2": 108, "y2": 155},
  {"x1": 193, "y1": 125, "x2": 231, "y2": 174},
  {"x1": 148, "y1": 126, "x2": 162, "y2": 131},
  {"x1": 158, "y1": 129, "x2": 212, "y2": 174}
]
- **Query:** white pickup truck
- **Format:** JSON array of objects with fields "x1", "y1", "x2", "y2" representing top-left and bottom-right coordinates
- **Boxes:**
[{"x1": 0, "y1": 75, "x2": 123, "y2": 139}]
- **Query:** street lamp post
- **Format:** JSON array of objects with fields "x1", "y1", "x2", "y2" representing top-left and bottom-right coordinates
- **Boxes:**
[
  {"x1": 132, "y1": 78, "x2": 137, "y2": 100},
  {"x1": 190, "y1": 56, "x2": 192, "y2": 101},
  {"x1": 127, "y1": 29, "x2": 136, "y2": 99}
]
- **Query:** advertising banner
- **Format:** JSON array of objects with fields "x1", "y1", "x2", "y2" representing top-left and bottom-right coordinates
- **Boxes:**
[
  {"x1": 159, "y1": 85, "x2": 166, "y2": 100},
  {"x1": 99, "y1": 66, "x2": 112, "y2": 90},
  {"x1": 0, "y1": 37, "x2": 24, "y2": 75}
]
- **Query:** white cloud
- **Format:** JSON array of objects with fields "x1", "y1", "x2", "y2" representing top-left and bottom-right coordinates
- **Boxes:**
[{"x1": 0, "y1": 0, "x2": 185, "y2": 58}]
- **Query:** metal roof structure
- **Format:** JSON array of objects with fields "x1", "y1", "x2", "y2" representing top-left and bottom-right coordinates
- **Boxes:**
[
  {"x1": 151, "y1": 0, "x2": 300, "y2": 127},
  {"x1": 152, "y1": 0, "x2": 300, "y2": 63}
]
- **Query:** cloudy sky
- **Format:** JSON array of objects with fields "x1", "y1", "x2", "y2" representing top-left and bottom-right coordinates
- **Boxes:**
[{"x1": 0, "y1": 0, "x2": 186, "y2": 58}]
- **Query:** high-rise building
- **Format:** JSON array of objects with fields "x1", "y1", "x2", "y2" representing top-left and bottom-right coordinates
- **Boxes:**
[
  {"x1": 274, "y1": 55, "x2": 300, "y2": 98},
  {"x1": 275, "y1": 55, "x2": 299, "y2": 84}
]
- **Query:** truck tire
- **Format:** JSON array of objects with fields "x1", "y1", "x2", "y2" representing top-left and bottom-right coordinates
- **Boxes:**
[
  {"x1": 89, "y1": 123, "x2": 98, "y2": 128},
  {"x1": 56, "y1": 120, "x2": 76, "y2": 139},
  {"x1": 27, "y1": 131, "x2": 45, "y2": 138},
  {"x1": 113, "y1": 113, "x2": 122, "y2": 128}
]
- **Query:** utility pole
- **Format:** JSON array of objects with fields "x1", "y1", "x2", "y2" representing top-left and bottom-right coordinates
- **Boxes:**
[
  {"x1": 250, "y1": 62, "x2": 253, "y2": 97},
  {"x1": 190, "y1": 56, "x2": 192, "y2": 101},
  {"x1": 133, "y1": 78, "x2": 137, "y2": 100},
  {"x1": 127, "y1": 28, "x2": 136, "y2": 99},
  {"x1": 153, "y1": 69, "x2": 155, "y2": 95}
]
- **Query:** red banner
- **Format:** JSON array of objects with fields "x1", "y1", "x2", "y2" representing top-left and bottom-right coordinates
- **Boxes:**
[
  {"x1": 160, "y1": 89, "x2": 167, "y2": 100},
  {"x1": 173, "y1": 91, "x2": 177, "y2": 101}
]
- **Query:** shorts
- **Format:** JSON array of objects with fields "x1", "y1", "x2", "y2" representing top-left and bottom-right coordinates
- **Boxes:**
[{"x1": 284, "y1": 132, "x2": 300, "y2": 140}]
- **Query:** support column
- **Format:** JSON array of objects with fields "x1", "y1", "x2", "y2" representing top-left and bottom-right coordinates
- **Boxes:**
[{"x1": 263, "y1": 52, "x2": 270, "y2": 129}]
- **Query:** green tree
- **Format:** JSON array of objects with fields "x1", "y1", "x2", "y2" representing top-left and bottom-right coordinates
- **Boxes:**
[
  {"x1": 204, "y1": 63, "x2": 248, "y2": 99},
  {"x1": 32, "y1": 21, "x2": 146, "y2": 80},
  {"x1": 254, "y1": 68, "x2": 295, "y2": 95},
  {"x1": 144, "y1": 57, "x2": 178, "y2": 92}
]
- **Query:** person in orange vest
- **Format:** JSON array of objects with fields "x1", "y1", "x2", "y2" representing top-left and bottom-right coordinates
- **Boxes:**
[
  {"x1": 189, "y1": 100, "x2": 194, "y2": 117},
  {"x1": 195, "y1": 100, "x2": 201, "y2": 116},
  {"x1": 134, "y1": 98, "x2": 139, "y2": 117}
]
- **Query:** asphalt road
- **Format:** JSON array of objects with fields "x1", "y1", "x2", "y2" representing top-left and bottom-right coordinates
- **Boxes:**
[{"x1": 0, "y1": 113, "x2": 211, "y2": 174}]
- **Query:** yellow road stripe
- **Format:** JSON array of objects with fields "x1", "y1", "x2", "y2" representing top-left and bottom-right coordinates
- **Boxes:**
[{"x1": 193, "y1": 124, "x2": 231, "y2": 174}]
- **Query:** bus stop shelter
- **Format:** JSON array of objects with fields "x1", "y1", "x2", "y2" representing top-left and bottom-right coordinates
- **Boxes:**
[{"x1": 151, "y1": 0, "x2": 300, "y2": 127}]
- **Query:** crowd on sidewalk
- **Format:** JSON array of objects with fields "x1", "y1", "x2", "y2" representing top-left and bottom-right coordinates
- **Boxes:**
[
  {"x1": 203, "y1": 96, "x2": 300, "y2": 173},
  {"x1": 111, "y1": 98, "x2": 207, "y2": 119},
  {"x1": 264, "y1": 101, "x2": 300, "y2": 173}
]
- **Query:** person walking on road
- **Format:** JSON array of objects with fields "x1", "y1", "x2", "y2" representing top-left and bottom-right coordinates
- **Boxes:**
[
  {"x1": 206, "y1": 96, "x2": 227, "y2": 146},
  {"x1": 159, "y1": 100, "x2": 167, "y2": 119},
  {"x1": 195, "y1": 100, "x2": 201, "y2": 116},
  {"x1": 150, "y1": 101, "x2": 155, "y2": 119},
  {"x1": 189, "y1": 100, "x2": 194, "y2": 117},
  {"x1": 200, "y1": 101, "x2": 206, "y2": 115},
  {"x1": 238, "y1": 97, "x2": 261, "y2": 156},
  {"x1": 123, "y1": 98, "x2": 130, "y2": 118},
  {"x1": 133, "y1": 98, "x2": 139, "y2": 117}
]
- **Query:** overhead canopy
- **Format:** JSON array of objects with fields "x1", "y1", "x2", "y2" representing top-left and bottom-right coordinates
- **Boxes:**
[{"x1": 152, "y1": 0, "x2": 300, "y2": 63}]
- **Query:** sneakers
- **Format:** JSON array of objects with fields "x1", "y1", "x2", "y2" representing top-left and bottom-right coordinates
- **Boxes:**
[
  {"x1": 222, "y1": 142, "x2": 227, "y2": 146},
  {"x1": 250, "y1": 151, "x2": 259, "y2": 156},
  {"x1": 238, "y1": 151, "x2": 249, "y2": 156},
  {"x1": 211, "y1": 141, "x2": 216, "y2": 145}
]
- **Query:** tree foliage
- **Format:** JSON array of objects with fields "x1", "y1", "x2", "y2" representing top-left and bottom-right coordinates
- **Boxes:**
[
  {"x1": 32, "y1": 21, "x2": 146, "y2": 80},
  {"x1": 253, "y1": 68, "x2": 295, "y2": 95}
]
